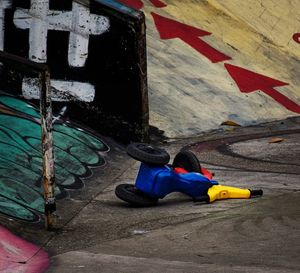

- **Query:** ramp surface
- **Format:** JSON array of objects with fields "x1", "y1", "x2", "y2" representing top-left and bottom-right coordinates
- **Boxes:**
[{"x1": 123, "y1": 0, "x2": 300, "y2": 138}]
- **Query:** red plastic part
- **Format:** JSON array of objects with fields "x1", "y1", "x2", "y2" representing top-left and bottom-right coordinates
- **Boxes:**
[
  {"x1": 174, "y1": 166, "x2": 213, "y2": 180},
  {"x1": 174, "y1": 167, "x2": 188, "y2": 174},
  {"x1": 201, "y1": 167, "x2": 213, "y2": 180}
]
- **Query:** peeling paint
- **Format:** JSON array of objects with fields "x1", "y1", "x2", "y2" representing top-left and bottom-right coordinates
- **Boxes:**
[{"x1": 23, "y1": 77, "x2": 96, "y2": 102}]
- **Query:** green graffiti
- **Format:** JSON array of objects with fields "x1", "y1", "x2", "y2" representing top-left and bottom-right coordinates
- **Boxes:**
[{"x1": 0, "y1": 94, "x2": 109, "y2": 221}]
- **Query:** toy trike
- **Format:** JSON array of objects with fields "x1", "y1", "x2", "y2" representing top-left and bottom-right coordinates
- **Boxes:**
[{"x1": 115, "y1": 143, "x2": 263, "y2": 206}]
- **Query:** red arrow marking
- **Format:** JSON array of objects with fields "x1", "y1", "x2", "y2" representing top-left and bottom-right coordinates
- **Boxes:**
[
  {"x1": 293, "y1": 33, "x2": 300, "y2": 44},
  {"x1": 118, "y1": 0, "x2": 143, "y2": 10},
  {"x1": 152, "y1": 12, "x2": 231, "y2": 63},
  {"x1": 150, "y1": 0, "x2": 167, "y2": 8},
  {"x1": 225, "y1": 63, "x2": 300, "y2": 114},
  {"x1": 118, "y1": 0, "x2": 166, "y2": 9}
]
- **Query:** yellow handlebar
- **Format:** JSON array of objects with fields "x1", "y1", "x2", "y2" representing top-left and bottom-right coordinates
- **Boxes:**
[{"x1": 207, "y1": 185, "x2": 251, "y2": 203}]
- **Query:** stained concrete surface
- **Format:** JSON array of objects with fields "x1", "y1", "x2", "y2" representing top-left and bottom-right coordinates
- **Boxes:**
[
  {"x1": 42, "y1": 117, "x2": 300, "y2": 273},
  {"x1": 145, "y1": 0, "x2": 300, "y2": 138}
]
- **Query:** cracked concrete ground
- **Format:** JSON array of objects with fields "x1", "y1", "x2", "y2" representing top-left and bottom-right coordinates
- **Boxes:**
[
  {"x1": 41, "y1": 117, "x2": 300, "y2": 272},
  {"x1": 1, "y1": 117, "x2": 299, "y2": 273}
]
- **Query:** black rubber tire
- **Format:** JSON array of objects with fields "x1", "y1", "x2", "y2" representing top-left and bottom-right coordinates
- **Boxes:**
[
  {"x1": 172, "y1": 150, "x2": 202, "y2": 173},
  {"x1": 115, "y1": 184, "x2": 158, "y2": 207},
  {"x1": 127, "y1": 143, "x2": 170, "y2": 166}
]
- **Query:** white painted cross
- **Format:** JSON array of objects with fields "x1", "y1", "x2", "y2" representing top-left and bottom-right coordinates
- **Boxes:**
[
  {"x1": 0, "y1": 0, "x2": 12, "y2": 51},
  {"x1": 14, "y1": 0, "x2": 110, "y2": 66},
  {"x1": 12, "y1": 0, "x2": 110, "y2": 102}
]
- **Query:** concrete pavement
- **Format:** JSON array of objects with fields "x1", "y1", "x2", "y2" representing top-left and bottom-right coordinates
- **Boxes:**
[
  {"x1": 1, "y1": 117, "x2": 299, "y2": 272},
  {"x1": 38, "y1": 116, "x2": 300, "y2": 272}
]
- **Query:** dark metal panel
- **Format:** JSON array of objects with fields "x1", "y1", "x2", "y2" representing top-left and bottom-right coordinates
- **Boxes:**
[{"x1": 4, "y1": 0, "x2": 149, "y2": 142}]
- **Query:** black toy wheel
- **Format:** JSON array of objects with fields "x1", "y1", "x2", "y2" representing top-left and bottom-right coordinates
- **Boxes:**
[
  {"x1": 115, "y1": 184, "x2": 158, "y2": 207},
  {"x1": 173, "y1": 150, "x2": 202, "y2": 173},
  {"x1": 127, "y1": 143, "x2": 170, "y2": 166}
]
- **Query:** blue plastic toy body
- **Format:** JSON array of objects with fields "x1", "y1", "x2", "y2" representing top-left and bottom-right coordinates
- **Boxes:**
[{"x1": 135, "y1": 163, "x2": 219, "y2": 199}]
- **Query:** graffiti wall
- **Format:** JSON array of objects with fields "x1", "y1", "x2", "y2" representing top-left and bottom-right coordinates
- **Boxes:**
[
  {"x1": 0, "y1": 93, "x2": 109, "y2": 221},
  {"x1": 0, "y1": 226, "x2": 49, "y2": 273},
  {"x1": 118, "y1": 0, "x2": 166, "y2": 9},
  {"x1": 120, "y1": 0, "x2": 300, "y2": 138},
  {"x1": 1, "y1": 0, "x2": 148, "y2": 142}
]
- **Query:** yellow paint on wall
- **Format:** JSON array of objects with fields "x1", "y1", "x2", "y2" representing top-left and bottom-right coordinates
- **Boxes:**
[
  {"x1": 208, "y1": 0, "x2": 300, "y2": 58},
  {"x1": 142, "y1": 0, "x2": 300, "y2": 138}
]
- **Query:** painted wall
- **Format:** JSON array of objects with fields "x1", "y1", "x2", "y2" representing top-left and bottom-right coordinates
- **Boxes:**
[
  {"x1": 120, "y1": 0, "x2": 300, "y2": 138},
  {"x1": 0, "y1": 93, "x2": 109, "y2": 221},
  {"x1": 0, "y1": 226, "x2": 49, "y2": 273},
  {"x1": 1, "y1": 0, "x2": 148, "y2": 142},
  {"x1": 0, "y1": 0, "x2": 149, "y2": 223}
]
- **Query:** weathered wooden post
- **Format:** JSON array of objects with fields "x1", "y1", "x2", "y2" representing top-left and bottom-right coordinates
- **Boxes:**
[
  {"x1": 40, "y1": 70, "x2": 56, "y2": 230},
  {"x1": 0, "y1": 51, "x2": 56, "y2": 229}
]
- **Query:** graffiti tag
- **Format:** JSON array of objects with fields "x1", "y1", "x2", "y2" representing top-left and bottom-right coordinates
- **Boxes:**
[
  {"x1": 14, "y1": 0, "x2": 110, "y2": 66},
  {"x1": 0, "y1": 226, "x2": 49, "y2": 272},
  {"x1": 0, "y1": 94, "x2": 109, "y2": 221},
  {"x1": 2, "y1": 0, "x2": 111, "y2": 102}
]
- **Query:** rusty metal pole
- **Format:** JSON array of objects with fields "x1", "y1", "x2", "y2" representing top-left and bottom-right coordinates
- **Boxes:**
[{"x1": 40, "y1": 70, "x2": 56, "y2": 230}]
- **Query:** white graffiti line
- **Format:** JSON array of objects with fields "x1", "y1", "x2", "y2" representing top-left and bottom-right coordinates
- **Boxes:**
[
  {"x1": 0, "y1": 0, "x2": 12, "y2": 51},
  {"x1": 22, "y1": 77, "x2": 95, "y2": 102},
  {"x1": 0, "y1": 240, "x2": 20, "y2": 255},
  {"x1": 13, "y1": 0, "x2": 110, "y2": 66}
]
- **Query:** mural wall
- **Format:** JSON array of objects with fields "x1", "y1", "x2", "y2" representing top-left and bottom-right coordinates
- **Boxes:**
[
  {"x1": 1, "y1": 0, "x2": 148, "y2": 142},
  {"x1": 0, "y1": 226, "x2": 49, "y2": 273},
  {"x1": 0, "y1": 93, "x2": 109, "y2": 221},
  {"x1": 120, "y1": 0, "x2": 300, "y2": 115},
  {"x1": 120, "y1": 0, "x2": 300, "y2": 138},
  {"x1": 0, "y1": 0, "x2": 149, "y2": 222}
]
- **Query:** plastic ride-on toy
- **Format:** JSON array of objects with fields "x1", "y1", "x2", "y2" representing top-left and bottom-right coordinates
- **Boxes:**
[{"x1": 115, "y1": 143, "x2": 263, "y2": 206}]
